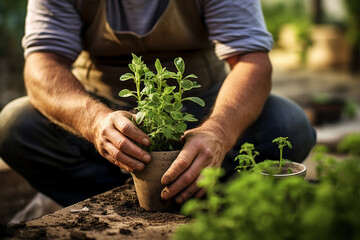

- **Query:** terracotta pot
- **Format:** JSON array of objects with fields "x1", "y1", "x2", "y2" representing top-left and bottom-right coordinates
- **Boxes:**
[
  {"x1": 132, "y1": 150, "x2": 180, "y2": 211},
  {"x1": 261, "y1": 162, "x2": 307, "y2": 180}
]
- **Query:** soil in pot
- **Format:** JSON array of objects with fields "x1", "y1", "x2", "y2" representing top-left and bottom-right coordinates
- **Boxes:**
[{"x1": 132, "y1": 150, "x2": 180, "y2": 212}]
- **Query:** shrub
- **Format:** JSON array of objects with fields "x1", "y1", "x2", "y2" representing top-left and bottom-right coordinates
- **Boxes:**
[{"x1": 173, "y1": 146, "x2": 360, "y2": 240}]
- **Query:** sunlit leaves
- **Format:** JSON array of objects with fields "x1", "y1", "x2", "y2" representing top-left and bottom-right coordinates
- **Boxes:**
[
  {"x1": 119, "y1": 73, "x2": 134, "y2": 81},
  {"x1": 174, "y1": 57, "x2": 185, "y2": 74},
  {"x1": 182, "y1": 97, "x2": 205, "y2": 107},
  {"x1": 118, "y1": 54, "x2": 205, "y2": 151},
  {"x1": 118, "y1": 89, "x2": 135, "y2": 98}
]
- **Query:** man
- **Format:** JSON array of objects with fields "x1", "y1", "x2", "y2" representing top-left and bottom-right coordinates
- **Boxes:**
[{"x1": 0, "y1": 0, "x2": 315, "y2": 207}]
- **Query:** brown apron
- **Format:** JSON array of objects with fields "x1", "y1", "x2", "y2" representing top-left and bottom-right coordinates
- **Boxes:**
[{"x1": 72, "y1": 0, "x2": 229, "y2": 108}]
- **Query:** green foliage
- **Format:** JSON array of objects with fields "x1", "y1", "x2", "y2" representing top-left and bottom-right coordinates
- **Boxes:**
[
  {"x1": 173, "y1": 146, "x2": 360, "y2": 240},
  {"x1": 272, "y1": 136, "x2": 293, "y2": 173},
  {"x1": 119, "y1": 54, "x2": 205, "y2": 151},
  {"x1": 337, "y1": 133, "x2": 360, "y2": 156},
  {"x1": 261, "y1": 0, "x2": 312, "y2": 65},
  {"x1": 234, "y1": 137, "x2": 294, "y2": 175},
  {"x1": 344, "y1": 100, "x2": 358, "y2": 119},
  {"x1": 0, "y1": 1, "x2": 27, "y2": 65},
  {"x1": 344, "y1": 0, "x2": 360, "y2": 45},
  {"x1": 261, "y1": 0, "x2": 311, "y2": 43},
  {"x1": 234, "y1": 142, "x2": 259, "y2": 172}
]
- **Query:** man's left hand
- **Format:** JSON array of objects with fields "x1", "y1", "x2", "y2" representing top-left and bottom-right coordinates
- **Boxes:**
[{"x1": 160, "y1": 125, "x2": 228, "y2": 204}]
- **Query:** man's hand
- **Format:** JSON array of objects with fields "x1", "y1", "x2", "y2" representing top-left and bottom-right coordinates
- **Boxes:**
[
  {"x1": 24, "y1": 52, "x2": 152, "y2": 173},
  {"x1": 92, "y1": 110, "x2": 152, "y2": 172},
  {"x1": 160, "y1": 122, "x2": 228, "y2": 204},
  {"x1": 160, "y1": 51, "x2": 272, "y2": 204}
]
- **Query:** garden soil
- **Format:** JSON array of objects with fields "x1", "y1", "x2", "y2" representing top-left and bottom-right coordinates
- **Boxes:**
[{"x1": 0, "y1": 178, "x2": 191, "y2": 240}]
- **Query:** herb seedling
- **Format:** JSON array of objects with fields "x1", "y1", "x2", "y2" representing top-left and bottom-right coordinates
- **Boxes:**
[
  {"x1": 234, "y1": 142, "x2": 259, "y2": 172},
  {"x1": 119, "y1": 54, "x2": 205, "y2": 151},
  {"x1": 235, "y1": 137, "x2": 295, "y2": 175},
  {"x1": 272, "y1": 136, "x2": 293, "y2": 173}
]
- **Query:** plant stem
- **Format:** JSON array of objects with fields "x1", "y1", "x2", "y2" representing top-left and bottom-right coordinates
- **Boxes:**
[
  {"x1": 279, "y1": 146, "x2": 283, "y2": 173},
  {"x1": 136, "y1": 74, "x2": 141, "y2": 101}
]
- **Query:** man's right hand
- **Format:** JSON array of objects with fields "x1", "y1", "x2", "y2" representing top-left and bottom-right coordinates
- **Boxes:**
[{"x1": 91, "y1": 111, "x2": 152, "y2": 172}]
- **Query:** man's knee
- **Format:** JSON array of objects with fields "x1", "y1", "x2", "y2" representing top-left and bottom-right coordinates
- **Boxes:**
[
  {"x1": 256, "y1": 95, "x2": 316, "y2": 162},
  {"x1": 0, "y1": 97, "x2": 39, "y2": 159}
]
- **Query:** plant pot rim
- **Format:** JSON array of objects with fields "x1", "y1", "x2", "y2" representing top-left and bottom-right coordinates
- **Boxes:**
[{"x1": 261, "y1": 162, "x2": 307, "y2": 178}]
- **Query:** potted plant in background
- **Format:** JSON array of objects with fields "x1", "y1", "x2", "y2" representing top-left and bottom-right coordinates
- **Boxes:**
[
  {"x1": 234, "y1": 137, "x2": 306, "y2": 179},
  {"x1": 257, "y1": 137, "x2": 307, "y2": 179},
  {"x1": 119, "y1": 54, "x2": 205, "y2": 211}
]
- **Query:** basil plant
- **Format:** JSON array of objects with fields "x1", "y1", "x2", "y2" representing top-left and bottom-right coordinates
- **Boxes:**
[{"x1": 119, "y1": 54, "x2": 205, "y2": 151}]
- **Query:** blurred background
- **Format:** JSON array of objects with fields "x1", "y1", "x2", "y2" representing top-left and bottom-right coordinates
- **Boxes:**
[{"x1": 0, "y1": 0, "x2": 359, "y2": 223}]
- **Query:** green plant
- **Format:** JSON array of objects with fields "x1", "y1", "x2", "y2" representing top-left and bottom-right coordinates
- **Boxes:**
[
  {"x1": 337, "y1": 133, "x2": 360, "y2": 156},
  {"x1": 234, "y1": 142, "x2": 259, "y2": 172},
  {"x1": 261, "y1": 0, "x2": 312, "y2": 65},
  {"x1": 173, "y1": 145, "x2": 360, "y2": 240},
  {"x1": 344, "y1": 0, "x2": 360, "y2": 72},
  {"x1": 344, "y1": 100, "x2": 358, "y2": 119},
  {"x1": 119, "y1": 54, "x2": 205, "y2": 151},
  {"x1": 0, "y1": 1, "x2": 27, "y2": 65},
  {"x1": 234, "y1": 137, "x2": 294, "y2": 175},
  {"x1": 272, "y1": 136, "x2": 293, "y2": 173}
]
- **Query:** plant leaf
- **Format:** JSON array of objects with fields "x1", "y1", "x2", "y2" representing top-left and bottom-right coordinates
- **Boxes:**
[
  {"x1": 155, "y1": 58, "x2": 162, "y2": 74},
  {"x1": 162, "y1": 126, "x2": 172, "y2": 139},
  {"x1": 119, "y1": 89, "x2": 135, "y2": 98},
  {"x1": 128, "y1": 64, "x2": 135, "y2": 72},
  {"x1": 174, "y1": 57, "x2": 185, "y2": 74},
  {"x1": 170, "y1": 111, "x2": 183, "y2": 120},
  {"x1": 174, "y1": 92, "x2": 181, "y2": 102},
  {"x1": 181, "y1": 80, "x2": 193, "y2": 90},
  {"x1": 145, "y1": 70, "x2": 155, "y2": 78},
  {"x1": 119, "y1": 73, "x2": 134, "y2": 81},
  {"x1": 175, "y1": 123, "x2": 187, "y2": 133},
  {"x1": 164, "y1": 86, "x2": 176, "y2": 95},
  {"x1": 136, "y1": 111, "x2": 145, "y2": 124},
  {"x1": 168, "y1": 72, "x2": 178, "y2": 79},
  {"x1": 150, "y1": 93, "x2": 160, "y2": 103},
  {"x1": 184, "y1": 74, "x2": 198, "y2": 79},
  {"x1": 182, "y1": 97, "x2": 205, "y2": 107},
  {"x1": 183, "y1": 114, "x2": 198, "y2": 122},
  {"x1": 164, "y1": 104, "x2": 175, "y2": 113},
  {"x1": 174, "y1": 102, "x2": 183, "y2": 111}
]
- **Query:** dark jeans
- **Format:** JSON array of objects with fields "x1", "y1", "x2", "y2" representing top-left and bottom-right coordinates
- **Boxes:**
[{"x1": 0, "y1": 95, "x2": 316, "y2": 206}]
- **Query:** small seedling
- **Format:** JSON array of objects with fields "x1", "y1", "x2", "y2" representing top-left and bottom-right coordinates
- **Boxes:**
[
  {"x1": 235, "y1": 137, "x2": 295, "y2": 175},
  {"x1": 234, "y1": 142, "x2": 259, "y2": 172},
  {"x1": 272, "y1": 136, "x2": 293, "y2": 173}
]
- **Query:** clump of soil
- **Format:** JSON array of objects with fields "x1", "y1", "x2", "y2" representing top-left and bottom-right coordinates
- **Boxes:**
[{"x1": 0, "y1": 178, "x2": 191, "y2": 240}]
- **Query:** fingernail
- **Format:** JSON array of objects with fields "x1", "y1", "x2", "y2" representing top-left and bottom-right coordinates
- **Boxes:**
[
  {"x1": 137, "y1": 163, "x2": 145, "y2": 171},
  {"x1": 143, "y1": 154, "x2": 151, "y2": 162},
  {"x1": 161, "y1": 188, "x2": 169, "y2": 200},
  {"x1": 161, "y1": 176, "x2": 169, "y2": 185},
  {"x1": 142, "y1": 138, "x2": 150, "y2": 146},
  {"x1": 175, "y1": 196, "x2": 184, "y2": 204}
]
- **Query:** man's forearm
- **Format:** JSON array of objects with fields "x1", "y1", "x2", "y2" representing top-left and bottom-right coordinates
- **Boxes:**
[
  {"x1": 24, "y1": 52, "x2": 112, "y2": 142},
  {"x1": 204, "y1": 52, "x2": 272, "y2": 151}
]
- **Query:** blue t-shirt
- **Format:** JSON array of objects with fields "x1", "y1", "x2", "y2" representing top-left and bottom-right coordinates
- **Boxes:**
[{"x1": 22, "y1": 0, "x2": 273, "y2": 61}]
